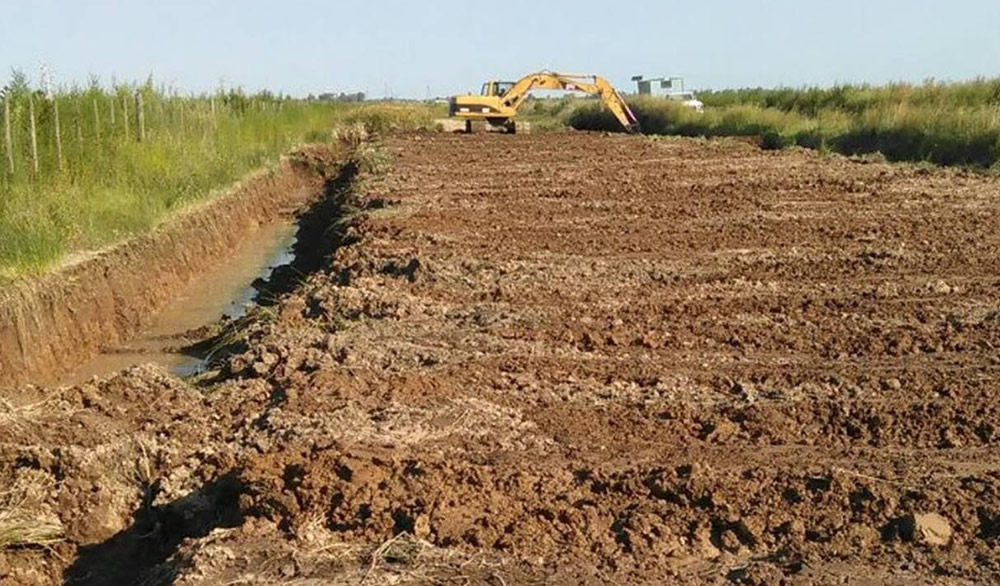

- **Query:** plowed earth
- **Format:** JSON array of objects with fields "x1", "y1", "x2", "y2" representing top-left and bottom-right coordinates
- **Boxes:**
[{"x1": 3, "y1": 133, "x2": 1000, "y2": 585}]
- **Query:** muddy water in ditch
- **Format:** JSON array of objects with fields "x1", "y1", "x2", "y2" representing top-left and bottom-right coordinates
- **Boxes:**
[{"x1": 60, "y1": 221, "x2": 298, "y2": 386}]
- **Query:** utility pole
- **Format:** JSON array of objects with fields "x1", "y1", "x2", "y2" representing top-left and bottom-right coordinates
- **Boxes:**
[
  {"x1": 135, "y1": 91, "x2": 145, "y2": 142},
  {"x1": 28, "y1": 95, "x2": 39, "y2": 175},
  {"x1": 3, "y1": 96, "x2": 14, "y2": 177},
  {"x1": 53, "y1": 98, "x2": 63, "y2": 170}
]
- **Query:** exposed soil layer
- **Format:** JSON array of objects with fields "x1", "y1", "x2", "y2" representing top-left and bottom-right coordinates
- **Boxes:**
[
  {"x1": 59, "y1": 220, "x2": 299, "y2": 386},
  {"x1": 3, "y1": 133, "x2": 1000, "y2": 585},
  {"x1": 0, "y1": 155, "x2": 328, "y2": 388}
]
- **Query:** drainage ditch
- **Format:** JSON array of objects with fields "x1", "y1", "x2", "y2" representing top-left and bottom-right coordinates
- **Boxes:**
[
  {"x1": 60, "y1": 157, "x2": 361, "y2": 387},
  {"x1": 58, "y1": 221, "x2": 300, "y2": 385},
  {"x1": 0, "y1": 146, "x2": 351, "y2": 389}
]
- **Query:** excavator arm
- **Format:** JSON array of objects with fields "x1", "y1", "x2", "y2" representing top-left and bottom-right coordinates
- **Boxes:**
[{"x1": 500, "y1": 72, "x2": 640, "y2": 133}]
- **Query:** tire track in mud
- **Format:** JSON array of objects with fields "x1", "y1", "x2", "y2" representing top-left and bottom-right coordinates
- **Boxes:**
[{"x1": 3, "y1": 133, "x2": 1000, "y2": 585}]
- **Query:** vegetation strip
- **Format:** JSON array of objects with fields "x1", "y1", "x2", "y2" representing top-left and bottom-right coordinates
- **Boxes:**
[
  {"x1": 562, "y1": 78, "x2": 1000, "y2": 170},
  {"x1": 0, "y1": 70, "x2": 444, "y2": 276}
]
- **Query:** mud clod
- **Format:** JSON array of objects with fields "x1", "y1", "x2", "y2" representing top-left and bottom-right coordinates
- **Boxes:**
[{"x1": 899, "y1": 513, "x2": 954, "y2": 546}]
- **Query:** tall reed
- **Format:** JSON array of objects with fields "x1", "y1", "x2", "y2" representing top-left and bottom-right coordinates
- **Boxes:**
[{"x1": 0, "y1": 71, "x2": 438, "y2": 276}]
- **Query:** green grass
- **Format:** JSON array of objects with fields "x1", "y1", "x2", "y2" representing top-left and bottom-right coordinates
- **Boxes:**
[
  {"x1": 566, "y1": 78, "x2": 1000, "y2": 171},
  {"x1": 697, "y1": 78, "x2": 1000, "y2": 113},
  {"x1": 0, "y1": 72, "x2": 439, "y2": 277}
]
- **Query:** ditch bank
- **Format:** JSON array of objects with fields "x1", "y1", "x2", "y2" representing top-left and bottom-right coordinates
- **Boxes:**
[{"x1": 0, "y1": 145, "x2": 347, "y2": 389}]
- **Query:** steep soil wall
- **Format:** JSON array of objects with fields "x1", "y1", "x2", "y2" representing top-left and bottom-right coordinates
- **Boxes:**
[{"x1": 0, "y1": 156, "x2": 328, "y2": 388}]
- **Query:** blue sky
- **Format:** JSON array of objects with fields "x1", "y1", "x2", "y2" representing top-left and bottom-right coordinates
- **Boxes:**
[{"x1": 4, "y1": 0, "x2": 1000, "y2": 97}]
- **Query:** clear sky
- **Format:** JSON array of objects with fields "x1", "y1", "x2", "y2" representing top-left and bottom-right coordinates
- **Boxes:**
[{"x1": 4, "y1": 0, "x2": 1000, "y2": 98}]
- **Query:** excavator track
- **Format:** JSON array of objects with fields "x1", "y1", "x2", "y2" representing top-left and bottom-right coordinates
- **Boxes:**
[{"x1": 458, "y1": 119, "x2": 532, "y2": 135}]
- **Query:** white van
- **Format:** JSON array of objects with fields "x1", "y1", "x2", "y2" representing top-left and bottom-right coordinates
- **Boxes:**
[{"x1": 666, "y1": 92, "x2": 704, "y2": 112}]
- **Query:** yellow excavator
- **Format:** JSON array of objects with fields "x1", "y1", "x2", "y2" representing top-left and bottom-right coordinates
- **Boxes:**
[{"x1": 449, "y1": 71, "x2": 640, "y2": 134}]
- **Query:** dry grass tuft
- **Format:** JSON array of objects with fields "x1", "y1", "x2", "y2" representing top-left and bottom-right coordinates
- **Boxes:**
[
  {"x1": 263, "y1": 397, "x2": 550, "y2": 452},
  {"x1": 0, "y1": 469, "x2": 64, "y2": 549},
  {"x1": 303, "y1": 531, "x2": 503, "y2": 586},
  {"x1": 331, "y1": 123, "x2": 371, "y2": 150},
  {"x1": 178, "y1": 522, "x2": 512, "y2": 585},
  {"x1": 0, "y1": 397, "x2": 55, "y2": 431}
]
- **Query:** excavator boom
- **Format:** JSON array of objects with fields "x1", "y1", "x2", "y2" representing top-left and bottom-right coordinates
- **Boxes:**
[{"x1": 449, "y1": 71, "x2": 640, "y2": 134}]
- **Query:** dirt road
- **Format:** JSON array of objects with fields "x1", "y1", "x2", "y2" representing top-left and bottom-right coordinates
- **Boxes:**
[{"x1": 3, "y1": 133, "x2": 1000, "y2": 585}]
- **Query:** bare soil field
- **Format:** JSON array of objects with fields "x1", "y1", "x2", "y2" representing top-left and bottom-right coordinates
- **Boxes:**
[{"x1": 2, "y1": 132, "x2": 1000, "y2": 585}]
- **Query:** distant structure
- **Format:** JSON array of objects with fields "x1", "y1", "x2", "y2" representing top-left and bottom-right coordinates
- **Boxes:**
[
  {"x1": 631, "y1": 75, "x2": 685, "y2": 97},
  {"x1": 317, "y1": 92, "x2": 366, "y2": 103}
]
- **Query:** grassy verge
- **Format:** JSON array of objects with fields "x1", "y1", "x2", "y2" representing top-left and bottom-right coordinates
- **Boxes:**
[
  {"x1": 567, "y1": 79, "x2": 1000, "y2": 171},
  {"x1": 338, "y1": 102, "x2": 446, "y2": 134},
  {"x1": 0, "y1": 72, "x2": 439, "y2": 277}
]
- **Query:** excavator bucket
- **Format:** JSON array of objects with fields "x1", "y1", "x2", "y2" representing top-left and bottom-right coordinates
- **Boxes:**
[
  {"x1": 611, "y1": 86, "x2": 641, "y2": 133},
  {"x1": 622, "y1": 104, "x2": 641, "y2": 134}
]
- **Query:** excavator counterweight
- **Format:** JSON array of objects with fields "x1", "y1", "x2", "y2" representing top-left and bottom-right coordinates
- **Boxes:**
[{"x1": 449, "y1": 71, "x2": 640, "y2": 134}]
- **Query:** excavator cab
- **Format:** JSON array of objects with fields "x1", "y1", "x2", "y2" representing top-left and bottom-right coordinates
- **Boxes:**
[{"x1": 480, "y1": 81, "x2": 516, "y2": 97}]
